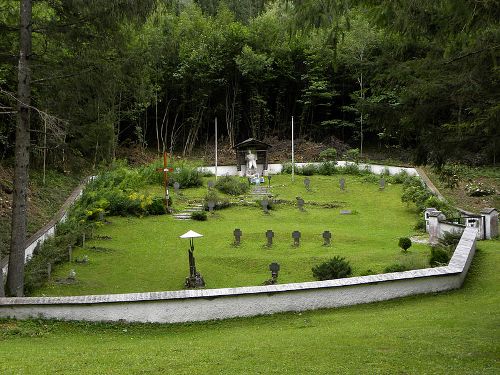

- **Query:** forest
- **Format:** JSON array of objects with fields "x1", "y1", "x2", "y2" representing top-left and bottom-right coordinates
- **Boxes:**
[{"x1": 1, "y1": 0, "x2": 498, "y2": 168}]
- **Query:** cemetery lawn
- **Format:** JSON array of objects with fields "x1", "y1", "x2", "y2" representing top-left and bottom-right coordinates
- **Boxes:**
[
  {"x1": 34, "y1": 175, "x2": 429, "y2": 296},
  {"x1": 1, "y1": 240, "x2": 498, "y2": 374}
]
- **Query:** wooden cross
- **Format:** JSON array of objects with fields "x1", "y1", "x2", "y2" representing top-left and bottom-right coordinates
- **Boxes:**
[{"x1": 156, "y1": 151, "x2": 174, "y2": 211}]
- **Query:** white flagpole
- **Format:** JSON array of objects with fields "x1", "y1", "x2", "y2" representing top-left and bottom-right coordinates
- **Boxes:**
[
  {"x1": 215, "y1": 117, "x2": 218, "y2": 180},
  {"x1": 291, "y1": 116, "x2": 295, "y2": 183}
]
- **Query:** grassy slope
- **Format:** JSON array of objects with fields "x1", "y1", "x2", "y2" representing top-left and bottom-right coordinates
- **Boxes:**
[
  {"x1": 34, "y1": 174, "x2": 428, "y2": 296},
  {"x1": 1, "y1": 240, "x2": 498, "y2": 374}
]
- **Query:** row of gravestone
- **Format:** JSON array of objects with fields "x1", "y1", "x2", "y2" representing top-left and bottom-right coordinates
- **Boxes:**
[{"x1": 233, "y1": 229, "x2": 332, "y2": 247}]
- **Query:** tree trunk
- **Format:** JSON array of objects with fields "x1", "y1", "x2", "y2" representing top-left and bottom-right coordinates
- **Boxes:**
[{"x1": 7, "y1": 0, "x2": 32, "y2": 297}]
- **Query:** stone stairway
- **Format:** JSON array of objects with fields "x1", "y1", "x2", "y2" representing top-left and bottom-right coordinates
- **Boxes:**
[{"x1": 173, "y1": 203, "x2": 204, "y2": 220}]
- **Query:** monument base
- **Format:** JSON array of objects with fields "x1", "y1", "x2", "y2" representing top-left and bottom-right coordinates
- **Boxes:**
[{"x1": 185, "y1": 273, "x2": 205, "y2": 288}]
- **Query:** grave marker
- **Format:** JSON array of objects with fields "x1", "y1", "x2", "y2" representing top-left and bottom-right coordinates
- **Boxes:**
[
  {"x1": 379, "y1": 178, "x2": 385, "y2": 190},
  {"x1": 261, "y1": 199, "x2": 269, "y2": 214},
  {"x1": 207, "y1": 200, "x2": 215, "y2": 212},
  {"x1": 304, "y1": 177, "x2": 311, "y2": 191},
  {"x1": 174, "y1": 181, "x2": 180, "y2": 193},
  {"x1": 207, "y1": 180, "x2": 215, "y2": 189},
  {"x1": 267, "y1": 175, "x2": 272, "y2": 188},
  {"x1": 339, "y1": 178, "x2": 345, "y2": 191},
  {"x1": 322, "y1": 230, "x2": 332, "y2": 246},
  {"x1": 233, "y1": 228, "x2": 242, "y2": 245},
  {"x1": 340, "y1": 210, "x2": 352, "y2": 215},
  {"x1": 292, "y1": 230, "x2": 301, "y2": 246},
  {"x1": 266, "y1": 230, "x2": 274, "y2": 246},
  {"x1": 269, "y1": 262, "x2": 280, "y2": 282},
  {"x1": 297, "y1": 197, "x2": 305, "y2": 211}
]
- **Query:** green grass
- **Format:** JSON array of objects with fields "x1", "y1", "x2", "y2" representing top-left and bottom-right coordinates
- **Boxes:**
[
  {"x1": 34, "y1": 175, "x2": 428, "y2": 296},
  {"x1": 1, "y1": 240, "x2": 498, "y2": 374}
]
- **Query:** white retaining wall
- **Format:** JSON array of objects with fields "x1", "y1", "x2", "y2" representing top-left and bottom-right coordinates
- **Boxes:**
[
  {"x1": 0, "y1": 227, "x2": 477, "y2": 324},
  {"x1": 200, "y1": 161, "x2": 418, "y2": 177}
]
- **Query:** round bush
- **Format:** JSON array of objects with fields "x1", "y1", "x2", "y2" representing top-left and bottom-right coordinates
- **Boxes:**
[
  {"x1": 191, "y1": 211, "x2": 207, "y2": 221},
  {"x1": 215, "y1": 176, "x2": 249, "y2": 195},
  {"x1": 312, "y1": 256, "x2": 352, "y2": 281},
  {"x1": 398, "y1": 237, "x2": 412, "y2": 252},
  {"x1": 430, "y1": 247, "x2": 450, "y2": 267}
]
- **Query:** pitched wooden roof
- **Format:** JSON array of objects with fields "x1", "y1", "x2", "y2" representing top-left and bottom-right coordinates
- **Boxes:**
[{"x1": 233, "y1": 138, "x2": 272, "y2": 150}]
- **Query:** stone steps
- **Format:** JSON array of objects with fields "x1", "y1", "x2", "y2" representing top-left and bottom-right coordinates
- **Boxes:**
[{"x1": 173, "y1": 203, "x2": 204, "y2": 220}]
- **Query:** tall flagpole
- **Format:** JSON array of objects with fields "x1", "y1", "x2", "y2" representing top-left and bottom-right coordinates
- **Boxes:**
[
  {"x1": 291, "y1": 116, "x2": 295, "y2": 183},
  {"x1": 215, "y1": 117, "x2": 218, "y2": 180}
]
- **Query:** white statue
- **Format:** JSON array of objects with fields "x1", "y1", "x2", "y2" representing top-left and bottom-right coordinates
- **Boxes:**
[{"x1": 245, "y1": 150, "x2": 257, "y2": 171}]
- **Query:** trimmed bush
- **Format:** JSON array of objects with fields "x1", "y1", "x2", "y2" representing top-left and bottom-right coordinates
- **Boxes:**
[
  {"x1": 312, "y1": 256, "x2": 352, "y2": 280},
  {"x1": 384, "y1": 263, "x2": 409, "y2": 273},
  {"x1": 171, "y1": 167, "x2": 202, "y2": 188},
  {"x1": 191, "y1": 211, "x2": 207, "y2": 221},
  {"x1": 204, "y1": 190, "x2": 230, "y2": 210},
  {"x1": 215, "y1": 176, "x2": 249, "y2": 195},
  {"x1": 319, "y1": 148, "x2": 337, "y2": 162},
  {"x1": 317, "y1": 161, "x2": 337, "y2": 175},
  {"x1": 398, "y1": 237, "x2": 412, "y2": 252},
  {"x1": 430, "y1": 246, "x2": 451, "y2": 267}
]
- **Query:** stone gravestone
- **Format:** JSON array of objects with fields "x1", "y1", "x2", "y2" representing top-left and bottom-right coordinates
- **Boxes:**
[
  {"x1": 233, "y1": 228, "x2": 242, "y2": 245},
  {"x1": 304, "y1": 177, "x2": 311, "y2": 191},
  {"x1": 296, "y1": 197, "x2": 305, "y2": 211},
  {"x1": 207, "y1": 200, "x2": 215, "y2": 213},
  {"x1": 266, "y1": 230, "x2": 274, "y2": 246},
  {"x1": 379, "y1": 178, "x2": 385, "y2": 191},
  {"x1": 267, "y1": 175, "x2": 272, "y2": 187},
  {"x1": 339, "y1": 178, "x2": 345, "y2": 191},
  {"x1": 207, "y1": 180, "x2": 215, "y2": 189},
  {"x1": 261, "y1": 199, "x2": 269, "y2": 214},
  {"x1": 174, "y1": 181, "x2": 180, "y2": 193},
  {"x1": 269, "y1": 262, "x2": 280, "y2": 282},
  {"x1": 322, "y1": 230, "x2": 332, "y2": 246},
  {"x1": 292, "y1": 230, "x2": 301, "y2": 246}
]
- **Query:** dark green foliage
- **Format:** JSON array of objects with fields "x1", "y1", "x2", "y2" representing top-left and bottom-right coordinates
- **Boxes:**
[
  {"x1": 430, "y1": 247, "x2": 451, "y2": 267},
  {"x1": 384, "y1": 263, "x2": 409, "y2": 273},
  {"x1": 319, "y1": 148, "x2": 337, "y2": 162},
  {"x1": 317, "y1": 161, "x2": 338, "y2": 175},
  {"x1": 191, "y1": 211, "x2": 207, "y2": 221},
  {"x1": 312, "y1": 256, "x2": 352, "y2": 281},
  {"x1": 204, "y1": 190, "x2": 230, "y2": 210},
  {"x1": 147, "y1": 197, "x2": 167, "y2": 215},
  {"x1": 298, "y1": 164, "x2": 318, "y2": 176},
  {"x1": 438, "y1": 231, "x2": 462, "y2": 248},
  {"x1": 215, "y1": 176, "x2": 249, "y2": 196},
  {"x1": 398, "y1": 237, "x2": 412, "y2": 252},
  {"x1": 170, "y1": 167, "x2": 203, "y2": 189}
]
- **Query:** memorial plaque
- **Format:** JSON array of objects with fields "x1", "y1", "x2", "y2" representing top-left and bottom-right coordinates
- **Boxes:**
[
  {"x1": 174, "y1": 181, "x2": 180, "y2": 193},
  {"x1": 292, "y1": 230, "x2": 301, "y2": 246},
  {"x1": 261, "y1": 199, "x2": 269, "y2": 214},
  {"x1": 322, "y1": 230, "x2": 332, "y2": 246},
  {"x1": 340, "y1": 210, "x2": 352, "y2": 215},
  {"x1": 208, "y1": 200, "x2": 215, "y2": 212},
  {"x1": 269, "y1": 262, "x2": 280, "y2": 279},
  {"x1": 379, "y1": 178, "x2": 385, "y2": 190},
  {"x1": 207, "y1": 180, "x2": 215, "y2": 189},
  {"x1": 297, "y1": 197, "x2": 305, "y2": 211},
  {"x1": 304, "y1": 177, "x2": 311, "y2": 191},
  {"x1": 266, "y1": 230, "x2": 274, "y2": 246},
  {"x1": 339, "y1": 178, "x2": 345, "y2": 191},
  {"x1": 233, "y1": 228, "x2": 242, "y2": 245}
]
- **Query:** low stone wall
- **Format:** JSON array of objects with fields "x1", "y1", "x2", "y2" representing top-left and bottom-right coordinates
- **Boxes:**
[
  {"x1": 0, "y1": 227, "x2": 477, "y2": 324},
  {"x1": 200, "y1": 162, "x2": 418, "y2": 177}
]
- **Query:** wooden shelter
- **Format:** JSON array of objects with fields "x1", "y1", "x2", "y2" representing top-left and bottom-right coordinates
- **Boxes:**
[{"x1": 233, "y1": 138, "x2": 272, "y2": 172}]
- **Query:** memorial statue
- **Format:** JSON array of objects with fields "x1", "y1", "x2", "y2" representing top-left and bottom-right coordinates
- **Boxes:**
[{"x1": 245, "y1": 150, "x2": 257, "y2": 172}]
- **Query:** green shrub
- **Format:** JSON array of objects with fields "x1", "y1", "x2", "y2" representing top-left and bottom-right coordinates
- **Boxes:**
[
  {"x1": 438, "y1": 231, "x2": 462, "y2": 248},
  {"x1": 204, "y1": 190, "x2": 230, "y2": 210},
  {"x1": 317, "y1": 161, "x2": 337, "y2": 175},
  {"x1": 340, "y1": 163, "x2": 361, "y2": 175},
  {"x1": 430, "y1": 246, "x2": 451, "y2": 267},
  {"x1": 344, "y1": 148, "x2": 360, "y2": 163},
  {"x1": 215, "y1": 175, "x2": 249, "y2": 195},
  {"x1": 398, "y1": 237, "x2": 412, "y2": 252},
  {"x1": 147, "y1": 197, "x2": 167, "y2": 215},
  {"x1": 387, "y1": 171, "x2": 410, "y2": 184},
  {"x1": 191, "y1": 211, "x2": 207, "y2": 221},
  {"x1": 319, "y1": 148, "x2": 337, "y2": 162},
  {"x1": 312, "y1": 256, "x2": 352, "y2": 280},
  {"x1": 384, "y1": 263, "x2": 409, "y2": 273},
  {"x1": 171, "y1": 167, "x2": 202, "y2": 188},
  {"x1": 298, "y1": 164, "x2": 318, "y2": 176}
]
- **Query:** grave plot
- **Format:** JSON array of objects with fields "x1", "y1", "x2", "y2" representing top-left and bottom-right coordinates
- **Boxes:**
[{"x1": 33, "y1": 174, "x2": 430, "y2": 296}]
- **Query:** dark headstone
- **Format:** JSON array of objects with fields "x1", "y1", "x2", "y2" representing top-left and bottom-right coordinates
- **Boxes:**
[
  {"x1": 269, "y1": 262, "x2": 280, "y2": 281},
  {"x1": 207, "y1": 200, "x2": 215, "y2": 212},
  {"x1": 174, "y1": 181, "x2": 180, "y2": 193},
  {"x1": 266, "y1": 230, "x2": 274, "y2": 246},
  {"x1": 267, "y1": 175, "x2": 272, "y2": 187},
  {"x1": 98, "y1": 210, "x2": 104, "y2": 221},
  {"x1": 379, "y1": 178, "x2": 385, "y2": 190},
  {"x1": 207, "y1": 180, "x2": 215, "y2": 189},
  {"x1": 322, "y1": 230, "x2": 332, "y2": 246},
  {"x1": 339, "y1": 178, "x2": 345, "y2": 191},
  {"x1": 296, "y1": 197, "x2": 305, "y2": 211},
  {"x1": 304, "y1": 177, "x2": 311, "y2": 191},
  {"x1": 233, "y1": 228, "x2": 242, "y2": 245},
  {"x1": 292, "y1": 230, "x2": 301, "y2": 246},
  {"x1": 261, "y1": 199, "x2": 269, "y2": 214}
]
